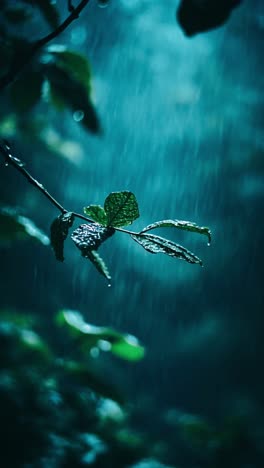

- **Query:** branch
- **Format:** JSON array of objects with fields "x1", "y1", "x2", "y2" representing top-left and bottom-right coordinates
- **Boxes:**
[
  {"x1": 0, "y1": 0, "x2": 90, "y2": 91},
  {"x1": 0, "y1": 142, "x2": 67, "y2": 214},
  {"x1": 0, "y1": 141, "x2": 139, "y2": 236}
]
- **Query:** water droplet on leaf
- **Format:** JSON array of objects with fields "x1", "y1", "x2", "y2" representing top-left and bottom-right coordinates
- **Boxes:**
[{"x1": 73, "y1": 110, "x2": 84, "y2": 122}]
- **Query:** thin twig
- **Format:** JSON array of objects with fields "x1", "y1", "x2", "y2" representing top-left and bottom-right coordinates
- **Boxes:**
[
  {"x1": 0, "y1": 142, "x2": 66, "y2": 214},
  {"x1": 0, "y1": 141, "x2": 142, "y2": 236},
  {"x1": 68, "y1": 1, "x2": 75, "y2": 13},
  {"x1": 0, "y1": 0, "x2": 90, "y2": 91}
]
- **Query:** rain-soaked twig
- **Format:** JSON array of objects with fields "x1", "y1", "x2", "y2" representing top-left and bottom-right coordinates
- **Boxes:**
[
  {"x1": 0, "y1": 0, "x2": 90, "y2": 91},
  {"x1": 0, "y1": 141, "x2": 67, "y2": 214},
  {"x1": 0, "y1": 141, "x2": 135, "y2": 235}
]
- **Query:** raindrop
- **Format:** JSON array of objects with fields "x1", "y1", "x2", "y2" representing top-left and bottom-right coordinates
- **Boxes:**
[
  {"x1": 73, "y1": 110, "x2": 84, "y2": 122},
  {"x1": 5, "y1": 162, "x2": 8, "y2": 167},
  {"x1": 97, "y1": 0, "x2": 109, "y2": 8},
  {"x1": 108, "y1": 283, "x2": 111, "y2": 288}
]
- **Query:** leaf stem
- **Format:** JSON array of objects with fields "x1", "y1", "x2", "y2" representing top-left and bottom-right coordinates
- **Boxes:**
[{"x1": 0, "y1": 0, "x2": 90, "y2": 91}]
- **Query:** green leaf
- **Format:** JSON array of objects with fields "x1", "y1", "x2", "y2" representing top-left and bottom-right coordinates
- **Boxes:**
[
  {"x1": 56, "y1": 310, "x2": 145, "y2": 362},
  {"x1": 45, "y1": 64, "x2": 100, "y2": 133},
  {"x1": 50, "y1": 212, "x2": 74, "y2": 262},
  {"x1": 47, "y1": 47, "x2": 92, "y2": 95},
  {"x1": 111, "y1": 337, "x2": 145, "y2": 362},
  {"x1": 19, "y1": 329, "x2": 52, "y2": 360},
  {"x1": 104, "y1": 191, "x2": 140, "y2": 228},
  {"x1": 46, "y1": 80, "x2": 66, "y2": 110},
  {"x1": 9, "y1": 71, "x2": 43, "y2": 113},
  {"x1": 83, "y1": 205, "x2": 108, "y2": 225},
  {"x1": 131, "y1": 233, "x2": 203, "y2": 265},
  {"x1": 0, "y1": 207, "x2": 50, "y2": 246},
  {"x1": 59, "y1": 360, "x2": 124, "y2": 403},
  {"x1": 71, "y1": 223, "x2": 115, "y2": 254},
  {"x1": 86, "y1": 250, "x2": 111, "y2": 281},
  {"x1": 22, "y1": 0, "x2": 59, "y2": 28},
  {"x1": 140, "y1": 219, "x2": 212, "y2": 245}
]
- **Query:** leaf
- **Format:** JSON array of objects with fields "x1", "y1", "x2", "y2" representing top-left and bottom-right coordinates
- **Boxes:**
[
  {"x1": 86, "y1": 250, "x2": 111, "y2": 281},
  {"x1": 45, "y1": 64, "x2": 100, "y2": 133},
  {"x1": 22, "y1": 0, "x2": 59, "y2": 28},
  {"x1": 9, "y1": 71, "x2": 43, "y2": 113},
  {"x1": 59, "y1": 360, "x2": 124, "y2": 403},
  {"x1": 71, "y1": 223, "x2": 114, "y2": 252},
  {"x1": 104, "y1": 191, "x2": 140, "y2": 228},
  {"x1": 56, "y1": 310, "x2": 145, "y2": 362},
  {"x1": 50, "y1": 212, "x2": 74, "y2": 261},
  {"x1": 83, "y1": 205, "x2": 108, "y2": 225},
  {"x1": 19, "y1": 329, "x2": 52, "y2": 361},
  {"x1": 131, "y1": 233, "x2": 203, "y2": 265},
  {"x1": 140, "y1": 219, "x2": 211, "y2": 244},
  {"x1": 176, "y1": 0, "x2": 242, "y2": 36},
  {"x1": 47, "y1": 47, "x2": 92, "y2": 95},
  {"x1": 111, "y1": 337, "x2": 145, "y2": 362},
  {"x1": 0, "y1": 207, "x2": 50, "y2": 246},
  {"x1": 71, "y1": 224, "x2": 114, "y2": 278}
]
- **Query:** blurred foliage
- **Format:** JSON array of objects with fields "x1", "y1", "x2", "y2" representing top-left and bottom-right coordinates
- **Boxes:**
[
  {"x1": 0, "y1": 310, "x2": 150, "y2": 467},
  {"x1": 2, "y1": 308, "x2": 260, "y2": 467},
  {"x1": 56, "y1": 309, "x2": 145, "y2": 362},
  {"x1": 0, "y1": 1, "x2": 99, "y2": 142},
  {"x1": 177, "y1": 0, "x2": 243, "y2": 36},
  {"x1": 0, "y1": 206, "x2": 50, "y2": 246}
]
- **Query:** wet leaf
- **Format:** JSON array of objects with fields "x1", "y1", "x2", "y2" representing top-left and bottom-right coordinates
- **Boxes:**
[
  {"x1": 0, "y1": 207, "x2": 50, "y2": 246},
  {"x1": 9, "y1": 71, "x2": 43, "y2": 113},
  {"x1": 71, "y1": 223, "x2": 114, "y2": 254},
  {"x1": 45, "y1": 64, "x2": 100, "y2": 133},
  {"x1": 83, "y1": 205, "x2": 108, "y2": 225},
  {"x1": 140, "y1": 219, "x2": 211, "y2": 244},
  {"x1": 19, "y1": 329, "x2": 52, "y2": 360},
  {"x1": 59, "y1": 360, "x2": 124, "y2": 403},
  {"x1": 50, "y1": 212, "x2": 74, "y2": 261},
  {"x1": 71, "y1": 224, "x2": 114, "y2": 278},
  {"x1": 111, "y1": 337, "x2": 145, "y2": 362},
  {"x1": 22, "y1": 0, "x2": 59, "y2": 28},
  {"x1": 176, "y1": 0, "x2": 242, "y2": 36},
  {"x1": 56, "y1": 310, "x2": 145, "y2": 362},
  {"x1": 104, "y1": 191, "x2": 139, "y2": 228},
  {"x1": 47, "y1": 47, "x2": 92, "y2": 95},
  {"x1": 131, "y1": 233, "x2": 203, "y2": 265},
  {"x1": 86, "y1": 250, "x2": 111, "y2": 281}
]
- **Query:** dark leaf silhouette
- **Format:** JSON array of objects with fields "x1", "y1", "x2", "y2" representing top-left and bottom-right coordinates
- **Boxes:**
[
  {"x1": 177, "y1": 0, "x2": 242, "y2": 36},
  {"x1": 50, "y1": 211, "x2": 74, "y2": 261}
]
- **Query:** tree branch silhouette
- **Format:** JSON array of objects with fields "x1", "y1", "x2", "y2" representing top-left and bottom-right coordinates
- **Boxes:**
[{"x1": 0, "y1": 0, "x2": 90, "y2": 91}]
